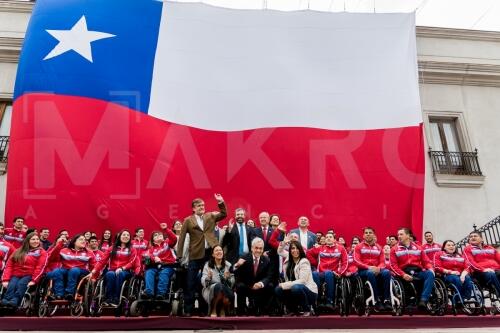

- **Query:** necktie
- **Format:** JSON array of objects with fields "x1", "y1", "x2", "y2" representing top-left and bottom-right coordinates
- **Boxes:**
[
  {"x1": 263, "y1": 227, "x2": 267, "y2": 241},
  {"x1": 239, "y1": 223, "x2": 245, "y2": 255},
  {"x1": 253, "y1": 258, "x2": 259, "y2": 275}
]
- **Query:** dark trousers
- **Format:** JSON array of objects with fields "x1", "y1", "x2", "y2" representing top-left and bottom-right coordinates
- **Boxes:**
[
  {"x1": 474, "y1": 270, "x2": 500, "y2": 295},
  {"x1": 358, "y1": 268, "x2": 392, "y2": 301},
  {"x1": 184, "y1": 248, "x2": 211, "y2": 314},
  {"x1": 235, "y1": 282, "x2": 273, "y2": 315},
  {"x1": 275, "y1": 284, "x2": 317, "y2": 313}
]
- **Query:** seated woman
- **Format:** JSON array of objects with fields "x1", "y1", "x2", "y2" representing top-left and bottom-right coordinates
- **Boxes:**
[
  {"x1": 46, "y1": 233, "x2": 96, "y2": 300},
  {"x1": 434, "y1": 240, "x2": 473, "y2": 301},
  {"x1": 463, "y1": 231, "x2": 500, "y2": 295},
  {"x1": 92, "y1": 230, "x2": 138, "y2": 306},
  {"x1": 275, "y1": 239, "x2": 318, "y2": 316},
  {"x1": 1, "y1": 232, "x2": 47, "y2": 308},
  {"x1": 201, "y1": 245, "x2": 234, "y2": 317},
  {"x1": 99, "y1": 229, "x2": 112, "y2": 252},
  {"x1": 142, "y1": 229, "x2": 177, "y2": 300}
]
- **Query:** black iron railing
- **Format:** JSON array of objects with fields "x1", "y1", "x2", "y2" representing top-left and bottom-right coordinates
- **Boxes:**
[
  {"x1": 456, "y1": 215, "x2": 500, "y2": 253},
  {"x1": 429, "y1": 149, "x2": 482, "y2": 176},
  {"x1": 0, "y1": 136, "x2": 9, "y2": 164}
]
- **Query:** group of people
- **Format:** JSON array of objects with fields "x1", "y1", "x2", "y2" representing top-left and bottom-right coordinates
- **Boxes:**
[{"x1": 0, "y1": 193, "x2": 499, "y2": 317}]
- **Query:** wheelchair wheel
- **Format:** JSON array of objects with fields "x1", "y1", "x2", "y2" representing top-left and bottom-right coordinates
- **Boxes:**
[
  {"x1": 89, "y1": 279, "x2": 104, "y2": 317},
  {"x1": 351, "y1": 277, "x2": 366, "y2": 316},
  {"x1": 338, "y1": 278, "x2": 349, "y2": 317},
  {"x1": 487, "y1": 285, "x2": 500, "y2": 315},
  {"x1": 428, "y1": 278, "x2": 447, "y2": 316},
  {"x1": 70, "y1": 302, "x2": 84, "y2": 317},
  {"x1": 390, "y1": 278, "x2": 404, "y2": 316},
  {"x1": 462, "y1": 281, "x2": 484, "y2": 316}
]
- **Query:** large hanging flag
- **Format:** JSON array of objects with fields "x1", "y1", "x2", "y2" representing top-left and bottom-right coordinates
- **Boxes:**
[{"x1": 7, "y1": 0, "x2": 424, "y2": 240}]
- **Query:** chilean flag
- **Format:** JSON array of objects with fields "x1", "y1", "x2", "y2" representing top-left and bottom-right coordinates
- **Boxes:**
[{"x1": 7, "y1": 0, "x2": 424, "y2": 240}]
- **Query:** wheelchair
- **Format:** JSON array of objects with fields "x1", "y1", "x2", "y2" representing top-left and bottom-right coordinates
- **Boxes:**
[
  {"x1": 89, "y1": 273, "x2": 134, "y2": 317},
  {"x1": 472, "y1": 273, "x2": 500, "y2": 315},
  {"x1": 390, "y1": 272, "x2": 447, "y2": 316},
  {"x1": 36, "y1": 274, "x2": 94, "y2": 317},
  {"x1": 349, "y1": 274, "x2": 380, "y2": 316},
  {"x1": 128, "y1": 264, "x2": 184, "y2": 317},
  {"x1": 441, "y1": 276, "x2": 484, "y2": 316}
]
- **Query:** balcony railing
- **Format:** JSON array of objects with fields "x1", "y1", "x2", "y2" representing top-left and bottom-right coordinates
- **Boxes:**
[
  {"x1": 429, "y1": 149, "x2": 482, "y2": 176},
  {"x1": 0, "y1": 136, "x2": 9, "y2": 164},
  {"x1": 456, "y1": 215, "x2": 500, "y2": 253}
]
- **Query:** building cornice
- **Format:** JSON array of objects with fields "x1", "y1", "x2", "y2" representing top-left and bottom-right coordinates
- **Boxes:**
[
  {"x1": 417, "y1": 26, "x2": 500, "y2": 43},
  {"x1": 0, "y1": 0, "x2": 34, "y2": 14},
  {"x1": 0, "y1": 36, "x2": 22, "y2": 63},
  {"x1": 419, "y1": 61, "x2": 500, "y2": 87}
]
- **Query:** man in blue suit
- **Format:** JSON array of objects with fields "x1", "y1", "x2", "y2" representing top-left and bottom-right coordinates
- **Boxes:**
[{"x1": 290, "y1": 216, "x2": 317, "y2": 250}]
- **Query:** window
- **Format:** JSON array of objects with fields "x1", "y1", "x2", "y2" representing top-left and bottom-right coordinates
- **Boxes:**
[
  {"x1": 0, "y1": 101, "x2": 11, "y2": 165},
  {"x1": 424, "y1": 111, "x2": 484, "y2": 187}
]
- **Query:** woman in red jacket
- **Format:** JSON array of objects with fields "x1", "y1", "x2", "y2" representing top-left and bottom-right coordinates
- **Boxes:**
[
  {"x1": 46, "y1": 233, "x2": 96, "y2": 301},
  {"x1": 434, "y1": 240, "x2": 473, "y2": 300},
  {"x1": 99, "y1": 229, "x2": 113, "y2": 252},
  {"x1": 1, "y1": 232, "x2": 47, "y2": 308},
  {"x1": 92, "y1": 230, "x2": 137, "y2": 306},
  {"x1": 142, "y1": 229, "x2": 177, "y2": 300}
]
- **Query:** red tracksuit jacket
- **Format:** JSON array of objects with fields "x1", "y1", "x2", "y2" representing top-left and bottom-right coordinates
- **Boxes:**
[
  {"x1": 422, "y1": 242, "x2": 442, "y2": 260},
  {"x1": 347, "y1": 251, "x2": 358, "y2": 275},
  {"x1": 48, "y1": 240, "x2": 96, "y2": 271},
  {"x1": 132, "y1": 239, "x2": 149, "y2": 258},
  {"x1": 94, "y1": 246, "x2": 138, "y2": 275},
  {"x1": 433, "y1": 251, "x2": 470, "y2": 274},
  {"x1": 353, "y1": 241, "x2": 385, "y2": 270},
  {"x1": 1, "y1": 248, "x2": 47, "y2": 283},
  {"x1": 0, "y1": 239, "x2": 16, "y2": 271},
  {"x1": 99, "y1": 241, "x2": 111, "y2": 252},
  {"x1": 3, "y1": 228, "x2": 26, "y2": 249},
  {"x1": 146, "y1": 229, "x2": 178, "y2": 266},
  {"x1": 307, "y1": 244, "x2": 348, "y2": 275},
  {"x1": 92, "y1": 249, "x2": 104, "y2": 263},
  {"x1": 389, "y1": 242, "x2": 432, "y2": 277},
  {"x1": 463, "y1": 244, "x2": 500, "y2": 272}
]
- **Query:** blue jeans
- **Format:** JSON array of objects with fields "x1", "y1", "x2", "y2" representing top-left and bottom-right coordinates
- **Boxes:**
[
  {"x1": 48, "y1": 267, "x2": 89, "y2": 297},
  {"x1": 312, "y1": 270, "x2": 335, "y2": 304},
  {"x1": 358, "y1": 268, "x2": 391, "y2": 301},
  {"x1": 185, "y1": 257, "x2": 206, "y2": 313},
  {"x1": 104, "y1": 270, "x2": 131, "y2": 302},
  {"x1": 145, "y1": 267, "x2": 174, "y2": 296},
  {"x1": 2, "y1": 275, "x2": 31, "y2": 307},
  {"x1": 444, "y1": 274, "x2": 473, "y2": 299},
  {"x1": 412, "y1": 270, "x2": 435, "y2": 301},
  {"x1": 275, "y1": 284, "x2": 317, "y2": 312}
]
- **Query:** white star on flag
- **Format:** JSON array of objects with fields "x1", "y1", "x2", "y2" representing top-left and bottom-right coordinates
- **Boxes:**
[{"x1": 44, "y1": 16, "x2": 115, "y2": 62}]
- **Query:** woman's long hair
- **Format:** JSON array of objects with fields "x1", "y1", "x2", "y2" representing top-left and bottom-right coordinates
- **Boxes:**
[
  {"x1": 99, "y1": 229, "x2": 112, "y2": 250},
  {"x1": 11, "y1": 232, "x2": 40, "y2": 263},
  {"x1": 110, "y1": 229, "x2": 132, "y2": 261},
  {"x1": 286, "y1": 240, "x2": 306, "y2": 281},
  {"x1": 208, "y1": 245, "x2": 226, "y2": 269}
]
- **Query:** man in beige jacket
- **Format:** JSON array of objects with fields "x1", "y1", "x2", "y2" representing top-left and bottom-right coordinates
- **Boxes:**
[{"x1": 177, "y1": 193, "x2": 227, "y2": 316}]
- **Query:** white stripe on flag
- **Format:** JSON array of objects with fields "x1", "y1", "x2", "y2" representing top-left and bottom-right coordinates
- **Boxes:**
[{"x1": 148, "y1": 2, "x2": 422, "y2": 131}]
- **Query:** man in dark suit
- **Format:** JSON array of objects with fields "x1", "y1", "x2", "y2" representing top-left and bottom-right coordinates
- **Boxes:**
[
  {"x1": 232, "y1": 237, "x2": 273, "y2": 316},
  {"x1": 177, "y1": 194, "x2": 227, "y2": 316},
  {"x1": 222, "y1": 208, "x2": 255, "y2": 264},
  {"x1": 253, "y1": 211, "x2": 273, "y2": 252},
  {"x1": 290, "y1": 216, "x2": 317, "y2": 250}
]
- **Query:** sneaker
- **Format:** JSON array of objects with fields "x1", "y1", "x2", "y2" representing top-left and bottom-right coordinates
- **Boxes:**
[
  {"x1": 140, "y1": 292, "x2": 152, "y2": 300},
  {"x1": 418, "y1": 299, "x2": 429, "y2": 309},
  {"x1": 64, "y1": 294, "x2": 74, "y2": 302},
  {"x1": 383, "y1": 300, "x2": 392, "y2": 311},
  {"x1": 301, "y1": 311, "x2": 312, "y2": 317},
  {"x1": 155, "y1": 295, "x2": 165, "y2": 301}
]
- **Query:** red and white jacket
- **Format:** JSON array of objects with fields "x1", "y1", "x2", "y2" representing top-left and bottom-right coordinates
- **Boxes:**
[
  {"x1": 99, "y1": 241, "x2": 111, "y2": 252},
  {"x1": 3, "y1": 228, "x2": 26, "y2": 249},
  {"x1": 389, "y1": 242, "x2": 432, "y2": 277},
  {"x1": 92, "y1": 249, "x2": 104, "y2": 263},
  {"x1": 433, "y1": 251, "x2": 470, "y2": 274},
  {"x1": 0, "y1": 239, "x2": 16, "y2": 271},
  {"x1": 132, "y1": 239, "x2": 149, "y2": 258},
  {"x1": 48, "y1": 240, "x2": 96, "y2": 271},
  {"x1": 93, "y1": 246, "x2": 138, "y2": 276},
  {"x1": 307, "y1": 244, "x2": 348, "y2": 275},
  {"x1": 353, "y1": 241, "x2": 385, "y2": 270},
  {"x1": 1, "y1": 248, "x2": 47, "y2": 283},
  {"x1": 146, "y1": 229, "x2": 178, "y2": 266},
  {"x1": 347, "y1": 251, "x2": 358, "y2": 275},
  {"x1": 463, "y1": 244, "x2": 500, "y2": 272},
  {"x1": 422, "y1": 242, "x2": 442, "y2": 260}
]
